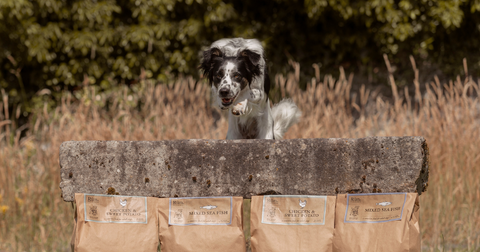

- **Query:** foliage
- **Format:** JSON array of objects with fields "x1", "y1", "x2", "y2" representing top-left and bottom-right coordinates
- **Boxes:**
[
  {"x1": 1, "y1": 0, "x2": 480, "y2": 113},
  {"x1": 0, "y1": 0, "x2": 237, "y2": 113},
  {"x1": 1, "y1": 61, "x2": 480, "y2": 250},
  {"x1": 303, "y1": 0, "x2": 480, "y2": 72}
]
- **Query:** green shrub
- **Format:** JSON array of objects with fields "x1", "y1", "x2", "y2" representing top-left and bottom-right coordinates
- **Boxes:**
[{"x1": 1, "y1": 0, "x2": 479, "y2": 114}]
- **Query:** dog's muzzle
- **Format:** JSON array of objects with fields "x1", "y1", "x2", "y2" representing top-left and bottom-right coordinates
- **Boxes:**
[{"x1": 219, "y1": 87, "x2": 235, "y2": 107}]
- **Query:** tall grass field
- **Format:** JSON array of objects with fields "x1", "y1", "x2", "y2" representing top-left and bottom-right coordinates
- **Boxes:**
[{"x1": 1, "y1": 57, "x2": 479, "y2": 251}]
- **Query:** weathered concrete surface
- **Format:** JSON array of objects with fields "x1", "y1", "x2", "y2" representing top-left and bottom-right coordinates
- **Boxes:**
[{"x1": 59, "y1": 137, "x2": 429, "y2": 202}]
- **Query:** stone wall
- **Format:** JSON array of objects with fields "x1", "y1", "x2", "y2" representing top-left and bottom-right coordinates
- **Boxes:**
[{"x1": 59, "y1": 137, "x2": 429, "y2": 202}]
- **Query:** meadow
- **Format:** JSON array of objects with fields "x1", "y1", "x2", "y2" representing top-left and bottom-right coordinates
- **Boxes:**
[{"x1": 1, "y1": 57, "x2": 479, "y2": 251}]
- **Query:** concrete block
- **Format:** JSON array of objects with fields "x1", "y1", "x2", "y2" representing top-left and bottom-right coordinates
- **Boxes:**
[{"x1": 59, "y1": 137, "x2": 429, "y2": 202}]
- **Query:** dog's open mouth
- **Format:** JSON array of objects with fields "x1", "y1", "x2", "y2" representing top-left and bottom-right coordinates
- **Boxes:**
[{"x1": 221, "y1": 97, "x2": 235, "y2": 106}]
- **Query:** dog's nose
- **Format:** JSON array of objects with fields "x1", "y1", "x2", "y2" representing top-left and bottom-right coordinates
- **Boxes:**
[{"x1": 219, "y1": 88, "x2": 229, "y2": 97}]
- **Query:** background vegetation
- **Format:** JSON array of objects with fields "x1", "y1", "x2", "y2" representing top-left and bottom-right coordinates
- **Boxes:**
[
  {"x1": 1, "y1": 58, "x2": 479, "y2": 251},
  {"x1": 1, "y1": 0, "x2": 480, "y2": 251},
  {"x1": 2, "y1": 0, "x2": 480, "y2": 115}
]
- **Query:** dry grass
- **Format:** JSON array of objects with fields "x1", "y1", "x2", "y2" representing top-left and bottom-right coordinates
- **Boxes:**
[{"x1": 1, "y1": 57, "x2": 479, "y2": 251}]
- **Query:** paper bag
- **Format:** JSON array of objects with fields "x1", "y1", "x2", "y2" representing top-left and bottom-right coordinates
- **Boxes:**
[
  {"x1": 158, "y1": 196, "x2": 246, "y2": 252},
  {"x1": 333, "y1": 193, "x2": 421, "y2": 252},
  {"x1": 71, "y1": 193, "x2": 159, "y2": 252},
  {"x1": 250, "y1": 195, "x2": 336, "y2": 252}
]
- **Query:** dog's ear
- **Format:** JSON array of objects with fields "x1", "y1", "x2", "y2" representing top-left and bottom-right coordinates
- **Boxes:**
[
  {"x1": 238, "y1": 49, "x2": 261, "y2": 66},
  {"x1": 263, "y1": 64, "x2": 270, "y2": 96},
  {"x1": 199, "y1": 48, "x2": 223, "y2": 79},
  {"x1": 201, "y1": 48, "x2": 223, "y2": 67},
  {"x1": 237, "y1": 49, "x2": 262, "y2": 88},
  {"x1": 205, "y1": 47, "x2": 223, "y2": 60}
]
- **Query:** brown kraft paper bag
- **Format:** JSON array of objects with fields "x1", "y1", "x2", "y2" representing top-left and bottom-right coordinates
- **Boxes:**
[
  {"x1": 158, "y1": 196, "x2": 246, "y2": 252},
  {"x1": 250, "y1": 195, "x2": 336, "y2": 252},
  {"x1": 333, "y1": 193, "x2": 421, "y2": 252},
  {"x1": 71, "y1": 193, "x2": 159, "y2": 252}
]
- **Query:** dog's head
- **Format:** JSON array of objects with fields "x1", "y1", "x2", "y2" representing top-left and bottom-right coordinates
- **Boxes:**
[{"x1": 200, "y1": 47, "x2": 262, "y2": 109}]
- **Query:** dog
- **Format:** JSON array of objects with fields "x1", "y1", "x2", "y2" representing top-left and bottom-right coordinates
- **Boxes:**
[{"x1": 200, "y1": 38, "x2": 301, "y2": 139}]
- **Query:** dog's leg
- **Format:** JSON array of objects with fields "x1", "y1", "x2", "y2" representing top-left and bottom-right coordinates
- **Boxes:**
[
  {"x1": 255, "y1": 102, "x2": 275, "y2": 139},
  {"x1": 231, "y1": 98, "x2": 249, "y2": 116},
  {"x1": 231, "y1": 89, "x2": 252, "y2": 116},
  {"x1": 226, "y1": 115, "x2": 243, "y2": 139},
  {"x1": 231, "y1": 88, "x2": 264, "y2": 116}
]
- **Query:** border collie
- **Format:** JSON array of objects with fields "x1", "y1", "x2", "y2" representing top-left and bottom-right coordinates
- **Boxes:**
[{"x1": 200, "y1": 38, "x2": 301, "y2": 139}]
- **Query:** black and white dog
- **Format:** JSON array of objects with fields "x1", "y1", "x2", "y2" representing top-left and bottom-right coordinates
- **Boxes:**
[{"x1": 200, "y1": 38, "x2": 301, "y2": 139}]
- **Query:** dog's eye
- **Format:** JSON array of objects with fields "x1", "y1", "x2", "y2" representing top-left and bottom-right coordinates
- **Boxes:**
[
  {"x1": 234, "y1": 75, "x2": 241, "y2": 81},
  {"x1": 215, "y1": 74, "x2": 222, "y2": 79}
]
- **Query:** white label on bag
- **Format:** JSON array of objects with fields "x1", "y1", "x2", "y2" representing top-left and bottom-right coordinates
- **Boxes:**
[
  {"x1": 84, "y1": 194, "x2": 147, "y2": 224},
  {"x1": 261, "y1": 195, "x2": 327, "y2": 225},
  {"x1": 169, "y1": 196, "x2": 232, "y2": 226},
  {"x1": 344, "y1": 193, "x2": 407, "y2": 223}
]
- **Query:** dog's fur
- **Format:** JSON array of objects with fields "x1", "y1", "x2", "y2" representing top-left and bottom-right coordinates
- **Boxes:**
[{"x1": 200, "y1": 38, "x2": 301, "y2": 139}]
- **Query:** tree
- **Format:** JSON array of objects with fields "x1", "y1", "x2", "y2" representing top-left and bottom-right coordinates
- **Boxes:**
[
  {"x1": 0, "y1": 0, "x2": 236, "y2": 113},
  {"x1": 1, "y1": 0, "x2": 479, "y2": 115}
]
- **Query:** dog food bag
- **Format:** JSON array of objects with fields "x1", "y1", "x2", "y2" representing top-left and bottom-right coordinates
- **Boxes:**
[
  {"x1": 71, "y1": 193, "x2": 159, "y2": 252},
  {"x1": 250, "y1": 195, "x2": 336, "y2": 252},
  {"x1": 333, "y1": 193, "x2": 420, "y2": 252},
  {"x1": 158, "y1": 196, "x2": 246, "y2": 252}
]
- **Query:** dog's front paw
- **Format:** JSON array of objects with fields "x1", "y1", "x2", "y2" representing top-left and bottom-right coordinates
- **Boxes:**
[
  {"x1": 231, "y1": 102, "x2": 249, "y2": 116},
  {"x1": 250, "y1": 91, "x2": 256, "y2": 99}
]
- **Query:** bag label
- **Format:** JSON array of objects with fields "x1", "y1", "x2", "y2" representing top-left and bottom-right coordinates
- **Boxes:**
[
  {"x1": 261, "y1": 195, "x2": 327, "y2": 225},
  {"x1": 84, "y1": 194, "x2": 147, "y2": 224},
  {"x1": 168, "y1": 197, "x2": 232, "y2": 226},
  {"x1": 344, "y1": 193, "x2": 407, "y2": 223}
]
